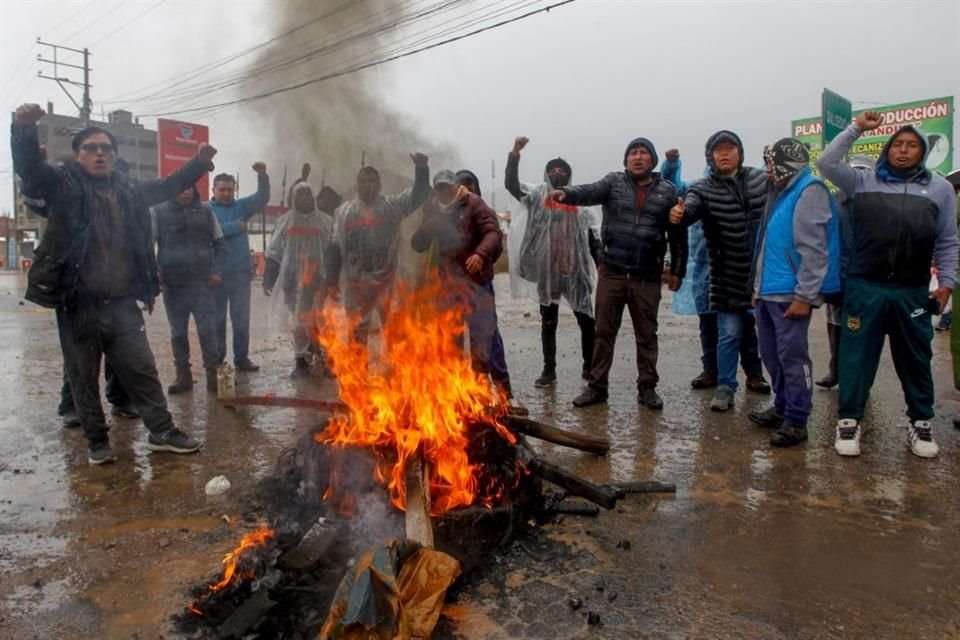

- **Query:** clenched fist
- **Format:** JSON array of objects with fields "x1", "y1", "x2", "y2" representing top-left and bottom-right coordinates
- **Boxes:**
[
  {"x1": 511, "y1": 136, "x2": 529, "y2": 156},
  {"x1": 14, "y1": 103, "x2": 45, "y2": 125},
  {"x1": 854, "y1": 111, "x2": 883, "y2": 132}
]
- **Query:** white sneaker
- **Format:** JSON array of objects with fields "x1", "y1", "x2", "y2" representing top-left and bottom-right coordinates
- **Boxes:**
[
  {"x1": 907, "y1": 420, "x2": 939, "y2": 458},
  {"x1": 834, "y1": 419, "x2": 862, "y2": 457}
]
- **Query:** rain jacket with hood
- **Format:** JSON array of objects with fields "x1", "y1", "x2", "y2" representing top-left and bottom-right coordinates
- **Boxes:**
[
  {"x1": 324, "y1": 166, "x2": 430, "y2": 291},
  {"x1": 265, "y1": 182, "x2": 333, "y2": 306},
  {"x1": 207, "y1": 172, "x2": 270, "y2": 275},
  {"x1": 411, "y1": 186, "x2": 502, "y2": 285},
  {"x1": 10, "y1": 121, "x2": 212, "y2": 311},
  {"x1": 152, "y1": 187, "x2": 228, "y2": 288},
  {"x1": 505, "y1": 156, "x2": 599, "y2": 317},
  {"x1": 817, "y1": 124, "x2": 959, "y2": 289},
  {"x1": 680, "y1": 130, "x2": 769, "y2": 312}
]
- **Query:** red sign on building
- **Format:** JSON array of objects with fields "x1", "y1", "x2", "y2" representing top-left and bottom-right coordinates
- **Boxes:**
[{"x1": 157, "y1": 118, "x2": 210, "y2": 198}]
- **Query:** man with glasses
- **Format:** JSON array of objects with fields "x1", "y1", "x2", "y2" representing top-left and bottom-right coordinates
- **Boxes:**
[{"x1": 11, "y1": 102, "x2": 214, "y2": 465}]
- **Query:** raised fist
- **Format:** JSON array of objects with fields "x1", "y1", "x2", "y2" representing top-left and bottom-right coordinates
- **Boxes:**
[
  {"x1": 665, "y1": 148, "x2": 680, "y2": 162},
  {"x1": 14, "y1": 103, "x2": 45, "y2": 126},
  {"x1": 197, "y1": 143, "x2": 218, "y2": 164},
  {"x1": 252, "y1": 161, "x2": 267, "y2": 175},
  {"x1": 512, "y1": 136, "x2": 530, "y2": 155},
  {"x1": 854, "y1": 111, "x2": 883, "y2": 132},
  {"x1": 410, "y1": 153, "x2": 429, "y2": 168}
]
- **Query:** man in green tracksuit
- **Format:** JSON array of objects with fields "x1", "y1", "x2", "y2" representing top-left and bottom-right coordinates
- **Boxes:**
[{"x1": 818, "y1": 112, "x2": 958, "y2": 458}]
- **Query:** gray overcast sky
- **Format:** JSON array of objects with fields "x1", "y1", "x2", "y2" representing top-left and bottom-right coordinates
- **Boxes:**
[{"x1": 2, "y1": 0, "x2": 959, "y2": 215}]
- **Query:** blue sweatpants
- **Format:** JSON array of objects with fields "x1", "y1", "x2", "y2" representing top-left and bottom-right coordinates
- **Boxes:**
[{"x1": 755, "y1": 300, "x2": 813, "y2": 427}]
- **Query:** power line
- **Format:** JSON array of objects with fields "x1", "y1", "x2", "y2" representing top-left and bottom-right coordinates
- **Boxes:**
[
  {"x1": 87, "y1": 0, "x2": 168, "y2": 48},
  {"x1": 58, "y1": 0, "x2": 132, "y2": 45},
  {"x1": 142, "y1": 0, "x2": 575, "y2": 118},
  {"x1": 43, "y1": 0, "x2": 98, "y2": 38},
  {"x1": 113, "y1": 0, "x2": 463, "y2": 113}
]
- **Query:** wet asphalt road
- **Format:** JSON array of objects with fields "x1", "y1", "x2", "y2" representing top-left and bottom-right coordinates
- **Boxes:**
[{"x1": 0, "y1": 271, "x2": 957, "y2": 640}]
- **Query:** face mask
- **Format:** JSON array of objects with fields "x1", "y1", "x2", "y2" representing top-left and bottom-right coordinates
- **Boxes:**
[{"x1": 548, "y1": 173, "x2": 569, "y2": 188}]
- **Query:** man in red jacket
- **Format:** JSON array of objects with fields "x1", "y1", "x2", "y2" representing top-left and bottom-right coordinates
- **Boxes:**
[{"x1": 412, "y1": 170, "x2": 524, "y2": 413}]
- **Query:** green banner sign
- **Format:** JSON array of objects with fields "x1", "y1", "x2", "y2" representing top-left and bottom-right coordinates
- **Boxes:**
[
  {"x1": 792, "y1": 96, "x2": 954, "y2": 177},
  {"x1": 821, "y1": 88, "x2": 852, "y2": 147}
]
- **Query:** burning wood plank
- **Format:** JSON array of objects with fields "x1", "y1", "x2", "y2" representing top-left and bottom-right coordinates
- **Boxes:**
[{"x1": 404, "y1": 452, "x2": 434, "y2": 547}]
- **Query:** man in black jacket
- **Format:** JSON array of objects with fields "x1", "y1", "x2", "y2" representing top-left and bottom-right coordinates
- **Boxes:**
[
  {"x1": 153, "y1": 186, "x2": 228, "y2": 394},
  {"x1": 548, "y1": 138, "x2": 686, "y2": 410},
  {"x1": 670, "y1": 131, "x2": 771, "y2": 412},
  {"x1": 11, "y1": 102, "x2": 214, "y2": 465}
]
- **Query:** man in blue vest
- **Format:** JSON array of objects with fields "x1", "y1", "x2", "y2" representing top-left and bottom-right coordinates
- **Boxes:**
[
  {"x1": 208, "y1": 165, "x2": 270, "y2": 372},
  {"x1": 749, "y1": 139, "x2": 840, "y2": 447}
]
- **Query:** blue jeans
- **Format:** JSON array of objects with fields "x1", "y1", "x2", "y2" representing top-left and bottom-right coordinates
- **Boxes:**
[
  {"x1": 698, "y1": 312, "x2": 763, "y2": 377},
  {"x1": 214, "y1": 271, "x2": 252, "y2": 364},
  {"x1": 717, "y1": 309, "x2": 755, "y2": 391}
]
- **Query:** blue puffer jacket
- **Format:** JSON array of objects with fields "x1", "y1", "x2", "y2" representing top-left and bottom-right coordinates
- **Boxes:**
[
  {"x1": 758, "y1": 168, "x2": 841, "y2": 298},
  {"x1": 207, "y1": 172, "x2": 270, "y2": 274}
]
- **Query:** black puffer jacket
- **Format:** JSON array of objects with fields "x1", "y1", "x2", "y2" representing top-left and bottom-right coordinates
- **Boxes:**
[
  {"x1": 682, "y1": 131, "x2": 768, "y2": 311},
  {"x1": 11, "y1": 122, "x2": 211, "y2": 310},
  {"x1": 561, "y1": 171, "x2": 686, "y2": 278}
]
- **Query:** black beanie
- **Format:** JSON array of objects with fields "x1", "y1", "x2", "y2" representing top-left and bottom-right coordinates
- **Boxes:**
[{"x1": 623, "y1": 138, "x2": 658, "y2": 168}]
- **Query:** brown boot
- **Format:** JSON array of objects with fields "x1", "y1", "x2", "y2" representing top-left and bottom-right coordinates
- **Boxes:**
[
  {"x1": 168, "y1": 367, "x2": 193, "y2": 395},
  {"x1": 205, "y1": 367, "x2": 218, "y2": 392}
]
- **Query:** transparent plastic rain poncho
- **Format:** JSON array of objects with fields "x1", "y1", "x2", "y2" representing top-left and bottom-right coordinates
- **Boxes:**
[
  {"x1": 266, "y1": 182, "x2": 332, "y2": 314},
  {"x1": 506, "y1": 176, "x2": 600, "y2": 317},
  {"x1": 670, "y1": 221, "x2": 710, "y2": 316}
]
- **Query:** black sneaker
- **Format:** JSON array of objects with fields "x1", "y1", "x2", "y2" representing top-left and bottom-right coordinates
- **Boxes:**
[
  {"x1": 954, "y1": 415, "x2": 960, "y2": 429},
  {"x1": 572, "y1": 387, "x2": 607, "y2": 408},
  {"x1": 638, "y1": 386, "x2": 663, "y2": 410},
  {"x1": 534, "y1": 368, "x2": 557, "y2": 388},
  {"x1": 749, "y1": 406, "x2": 784, "y2": 429},
  {"x1": 235, "y1": 359, "x2": 260, "y2": 372},
  {"x1": 88, "y1": 442, "x2": 117, "y2": 465},
  {"x1": 62, "y1": 411, "x2": 82, "y2": 429},
  {"x1": 770, "y1": 423, "x2": 808, "y2": 448},
  {"x1": 147, "y1": 429, "x2": 202, "y2": 454},
  {"x1": 111, "y1": 405, "x2": 140, "y2": 419}
]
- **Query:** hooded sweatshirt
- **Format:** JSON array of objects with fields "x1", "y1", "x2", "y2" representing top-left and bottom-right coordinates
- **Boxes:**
[
  {"x1": 681, "y1": 130, "x2": 768, "y2": 312},
  {"x1": 817, "y1": 124, "x2": 958, "y2": 289}
]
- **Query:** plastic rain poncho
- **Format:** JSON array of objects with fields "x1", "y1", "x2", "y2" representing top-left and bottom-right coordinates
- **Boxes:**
[
  {"x1": 507, "y1": 172, "x2": 599, "y2": 317},
  {"x1": 266, "y1": 182, "x2": 332, "y2": 356}
]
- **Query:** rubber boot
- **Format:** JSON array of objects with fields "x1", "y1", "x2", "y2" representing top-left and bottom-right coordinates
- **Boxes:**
[
  {"x1": 168, "y1": 367, "x2": 193, "y2": 395},
  {"x1": 816, "y1": 323, "x2": 841, "y2": 388}
]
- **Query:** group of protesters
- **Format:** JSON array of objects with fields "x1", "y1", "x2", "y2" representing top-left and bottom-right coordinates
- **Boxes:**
[{"x1": 10, "y1": 101, "x2": 959, "y2": 465}]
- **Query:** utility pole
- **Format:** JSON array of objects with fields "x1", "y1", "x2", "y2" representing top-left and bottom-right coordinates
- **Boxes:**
[{"x1": 36, "y1": 39, "x2": 92, "y2": 124}]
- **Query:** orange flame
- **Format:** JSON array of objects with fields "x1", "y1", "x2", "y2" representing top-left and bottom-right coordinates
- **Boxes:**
[
  {"x1": 314, "y1": 272, "x2": 517, "y2": 516},
  {"x1": 189, "y1": 524, "x2": 275, "y2": 616}
]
